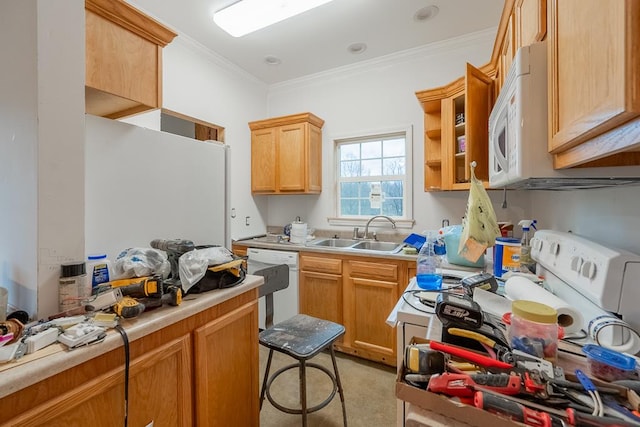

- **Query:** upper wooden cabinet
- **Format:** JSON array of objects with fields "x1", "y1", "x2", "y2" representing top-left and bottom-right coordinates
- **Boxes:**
[
  {"x1": 548, "y1": 0, "x2": 640, "y2": 168},
  {"x1": 249, "y1": 113, "x2": 324, "y2": 195},
  {"x1": 416, "y1": 63, "x2": 493, "y2": 191},
  {"x1": 85, "y1": 0, "x2": 177, "y2": 119}
]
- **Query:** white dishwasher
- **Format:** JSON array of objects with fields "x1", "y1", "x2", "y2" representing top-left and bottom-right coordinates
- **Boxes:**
[{"x1": 247, "y1": 247, "x2": 299, "y2": 329}]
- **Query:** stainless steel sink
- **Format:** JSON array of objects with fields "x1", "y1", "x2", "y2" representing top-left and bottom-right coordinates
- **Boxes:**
[
  {"x1": 350, "y1": 240, "x2": 404, "y2": 253},
  {"x1": 310, "y1": 238, "x2": 357, "y2": 248}
]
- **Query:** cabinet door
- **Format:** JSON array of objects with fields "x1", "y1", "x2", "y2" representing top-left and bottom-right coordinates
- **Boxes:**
[
  {"x1": 549, "y1": 0, "x2": 640, "y2": 153},
  {"x1": 345, "y1": 260, "x2": 401, "y2": 366},
  {"x1": 277, "y1": 123, "x2": 307, "y2": 192},
  {"x1": 5, "y1": 336, "x2": 193, "y2": 427},
  {"x1": 251, "y1": 128, "x2": 277, "y2": 192},
  {"x1": 299, "y1": 270, "x2": 343, "y2": 325},
  {"x1": 463, "y1": 63, "x2": 493, "y2": 184},
  {"x1": 307, "y1": 124, "x2": 323, "y2": 192},
  {"x1": 515, "y1": 0, "x2": 546, "y2": 49},
  {"x1": 194, "y1": 301, "x2": 259, "y2": 427}
]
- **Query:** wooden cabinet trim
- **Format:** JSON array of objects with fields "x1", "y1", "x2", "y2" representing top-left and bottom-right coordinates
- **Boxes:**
[
  {"x1": 249, "y1": 112, "x2": 324, "y2": 130},
  {"x1": 85, "y1": 0, "x2": 177, "y2": 46}
]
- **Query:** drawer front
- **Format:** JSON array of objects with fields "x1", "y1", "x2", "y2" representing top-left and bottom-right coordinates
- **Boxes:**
[
  {"x1": 300, "y1": 255, "x2": 342, "y2": 275},
  {"x1": 349, "y1": 261, "x2": 398, "y2": 282}
]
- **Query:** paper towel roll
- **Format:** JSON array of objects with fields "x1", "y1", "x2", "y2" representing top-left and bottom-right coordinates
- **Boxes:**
[
  {"x1": 504, "y1": 276, "x2": 584, "y2": 334},
  {"x1": 290, "y1": 222, "x2": 308, "y2": 244}
]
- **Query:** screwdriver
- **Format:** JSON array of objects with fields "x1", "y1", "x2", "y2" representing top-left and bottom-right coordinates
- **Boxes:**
[{"x1": 474, "y1": 390, "x2": 555, "y2": 427}]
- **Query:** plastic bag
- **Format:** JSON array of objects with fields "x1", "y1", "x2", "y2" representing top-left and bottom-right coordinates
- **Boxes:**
[
  {"x1": 179, "y1": 246, "x2": 236, "y2": 293},
  {"x1": 113, "y1": 248, "x2": 171, "y2": 279},
  {"x1": 459, "y1": 164, "x2": 501, "y2": 263}
]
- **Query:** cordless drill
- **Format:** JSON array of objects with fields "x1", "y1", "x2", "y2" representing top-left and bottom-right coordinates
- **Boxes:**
[{"x1": 150, "y1": 239, "x2": 195, "y2": 288}]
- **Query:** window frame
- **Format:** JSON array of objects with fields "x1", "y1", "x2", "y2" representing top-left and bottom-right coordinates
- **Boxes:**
[{"x1": 328, "y1": 126, "x2": 414, "y2": 228}]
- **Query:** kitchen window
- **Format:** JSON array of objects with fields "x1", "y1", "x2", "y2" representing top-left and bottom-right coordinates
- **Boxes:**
[{"x1": 330, "y1": 128, "x2": 413, "y2": 227}]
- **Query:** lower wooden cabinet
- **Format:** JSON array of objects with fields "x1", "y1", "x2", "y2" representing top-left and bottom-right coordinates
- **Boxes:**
[
  {"x1": 299, "y1": 254, "x2": 343, "y2": 326},
  {"x1": 0, "y1": 289, "x2": 259, "y2": 427},
  {"x1": 299, "y1": 251, "x2": 408, "y2": 367},
  {"x1": 194, "y1": 301, "x2": 259, "y2": 427}
]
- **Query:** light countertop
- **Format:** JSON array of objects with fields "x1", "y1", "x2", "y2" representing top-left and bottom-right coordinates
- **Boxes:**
[{"x1": 0, "y1": 275, "x2": 263, "y2": 399}]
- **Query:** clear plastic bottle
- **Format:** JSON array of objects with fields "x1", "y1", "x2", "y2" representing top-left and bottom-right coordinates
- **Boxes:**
[
  {"x1": 416, "y1": 233, "x2": 443, "y2": 290},
  {"x1": 518, "y1": 220, "x2": 537, "y2": 273}
]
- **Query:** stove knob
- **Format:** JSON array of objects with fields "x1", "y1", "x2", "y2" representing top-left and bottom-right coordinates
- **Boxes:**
[
  {"x1": 549, "y1": 242, "x2": 559, "y2": 255},
  {"x1": 570, "y1": 256, "x2": 583, "y2": 272},
  {"x1": 581, "y1": 261, "x2": 597, "y2": 279}
]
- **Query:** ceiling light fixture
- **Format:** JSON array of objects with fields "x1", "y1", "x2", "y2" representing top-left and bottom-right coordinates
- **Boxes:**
[
  {"x1": 213, "y1": 0, "x2": 335, "y2": 38},
  {"x1": 414, "y1": 5, "x2": 439, "y2": 22},
  {"x1": 264, "y1": 55, "x2": 282, "y2": 65},
  {"x1": 347, "y1": 43, "x2": 367, "y2": 55}
]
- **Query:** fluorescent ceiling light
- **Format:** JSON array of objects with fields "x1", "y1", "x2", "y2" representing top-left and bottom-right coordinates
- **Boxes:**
[{"x1": 213, "y1": 0, "x2": 335, "y2": 37}]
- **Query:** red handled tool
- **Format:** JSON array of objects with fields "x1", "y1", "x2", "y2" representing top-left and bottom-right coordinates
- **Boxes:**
[
  {"x1": 474, "y1": 391, "x2": 553, "y2": 427},
  {"x1": 427, "y1": 372, "x2": 521, "y2": 397},
  {"x1": 475, "y1": 387, "x2": 640, "y2": 427},
  {"x1": 429, "y1": 340, "x2": 513, "y2": 369}
]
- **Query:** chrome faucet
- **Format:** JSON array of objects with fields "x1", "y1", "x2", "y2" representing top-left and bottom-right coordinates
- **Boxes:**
[{"x1": 363, "y1": 215, "x2": 396, "y2": 240}]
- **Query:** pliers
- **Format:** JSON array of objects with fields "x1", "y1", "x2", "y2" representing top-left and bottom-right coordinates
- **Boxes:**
[{"x1": 447, "y1": 327, "x2": 515, "y2": 364}]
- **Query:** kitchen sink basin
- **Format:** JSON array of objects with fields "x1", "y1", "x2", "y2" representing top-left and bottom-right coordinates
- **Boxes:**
[
  {"x1": 350, "y1": 240, "x2": 404, "y2": 253},
  {"x1": 310, "y1": 238, "x2": 357, "y2": 248}
]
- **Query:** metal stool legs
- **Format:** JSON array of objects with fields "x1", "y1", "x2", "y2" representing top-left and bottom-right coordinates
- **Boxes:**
[
  {"x1": 330, "y1": 345, "x2": 348, "y2": 427},
  {"x1": 259, "y1": 348, "x2": 348, "y2": 426},
  {"x1": 259, "y1": 349, "x2": 274, "y2": 410}
]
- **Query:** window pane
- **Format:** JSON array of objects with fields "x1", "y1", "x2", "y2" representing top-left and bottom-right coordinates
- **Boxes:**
[
  {"x1": 382, "y1": 181, "x2": 403, "y2": 197},
  {"x1": 340, "y1": 143, "x2": 360, "y2": 161},
  {"x1": 361, "y1": 159, "x2": 381, "y2": 176},
  {"x1": 382, "y1": 199, "x2": 403, "y2": 216},
  {"x1": 359, "y1": 199, "x2": 379, "y2": 216},
  {"x1": 383, "y1": 157, "x2": 405, "y2": 175},
  {"x1": 340, "y1": 199, "x2": 359, "y2": 216},
  {"x1": 359, "y1": 181, "x2": 377, "y2": 197},
  {"x1": 340, "y1": 160, "x2": 360, "y2": 177},
  {"x1": 361, "y1": 141, "x2": 381, "y2": 159},
  {"x1": 336, "y1": 132, "x2": 408, "y2": 220},
  {"x1": 340, "y1": 182, "x2": 359, "y2": 197},
  {"x1": 383, "y1": 138, "x2": 405, "y2": 157}
]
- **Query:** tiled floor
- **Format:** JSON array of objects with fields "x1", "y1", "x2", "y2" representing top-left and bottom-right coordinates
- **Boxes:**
[{"x1": 259, "y1": 345, "x2": 397, "y2": 427}]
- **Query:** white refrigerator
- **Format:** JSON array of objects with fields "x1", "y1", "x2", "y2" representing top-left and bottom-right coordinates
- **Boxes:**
[{"x1": 85, "y1": 114, "x2": 230, "y2": 261}]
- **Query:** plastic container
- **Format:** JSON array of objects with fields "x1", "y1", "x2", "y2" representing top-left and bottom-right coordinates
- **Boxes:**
[
  {"x1": 582, "y1": 344, "x2": 637, "y2": 382},
  {"x1": 87, "y1": 254, "x2": 114, "y2": 289},
  {"x1": 510, "y1": 300, "x2": 558, "y2": 362},
  {"x1": 439, "y1": 225, "x2": 485, "y2": 268},
  {"x1": 416, "y1": 233, "x2": 442, "y2": 291},
  {"x1": 493, "y1": 237, "x2": 521, "y2": 277},
  {"x1": 59, "y1": 261, "x2": 87, "y2": 312},
  {"x1": 518, "y1": 220, "x2": 537, "y2": 273}
]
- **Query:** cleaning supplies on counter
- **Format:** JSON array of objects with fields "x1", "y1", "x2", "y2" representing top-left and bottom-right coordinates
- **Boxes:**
[
  {"x1": 416, "y1": 233, "x2": 442, "y2": 291},
  {"x1": 493, "y1": 237, "x2": 521, "y2": 278},
  {"x1": 518, "y1": 220, "x2": 537, "y2": 273}
]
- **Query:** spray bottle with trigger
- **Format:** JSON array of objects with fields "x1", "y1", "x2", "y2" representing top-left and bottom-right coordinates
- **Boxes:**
[{"x1": 518, "y1": 219, "x2": 537, "y2": 273}]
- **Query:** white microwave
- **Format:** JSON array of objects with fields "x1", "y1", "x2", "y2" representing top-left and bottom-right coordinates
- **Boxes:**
[{"x1": 488, "y1": 41, "x2": 640, "y2": 189}]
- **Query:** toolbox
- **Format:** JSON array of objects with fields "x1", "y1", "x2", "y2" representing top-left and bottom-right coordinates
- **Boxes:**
[
  {"x1": 395, "y1": 337, "x2": 640, "y2": 427},
  {"x1": 396, "y1": 337, "x2": 524, "y2": 427}
]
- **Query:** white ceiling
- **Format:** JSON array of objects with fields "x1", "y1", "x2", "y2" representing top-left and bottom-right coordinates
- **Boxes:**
[{"x1": 126, "y1": 0, "x2": 505, "y2": 85}]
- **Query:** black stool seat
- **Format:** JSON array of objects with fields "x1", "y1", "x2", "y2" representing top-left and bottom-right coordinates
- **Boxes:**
[{"x1": 259, "y1": 314, "x2": 347, "y2": 426}]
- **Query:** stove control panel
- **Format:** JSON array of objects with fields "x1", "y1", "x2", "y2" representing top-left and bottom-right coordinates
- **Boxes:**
[{"x1": 531, "y1": 230, "x2": 640, "y2": 314}]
